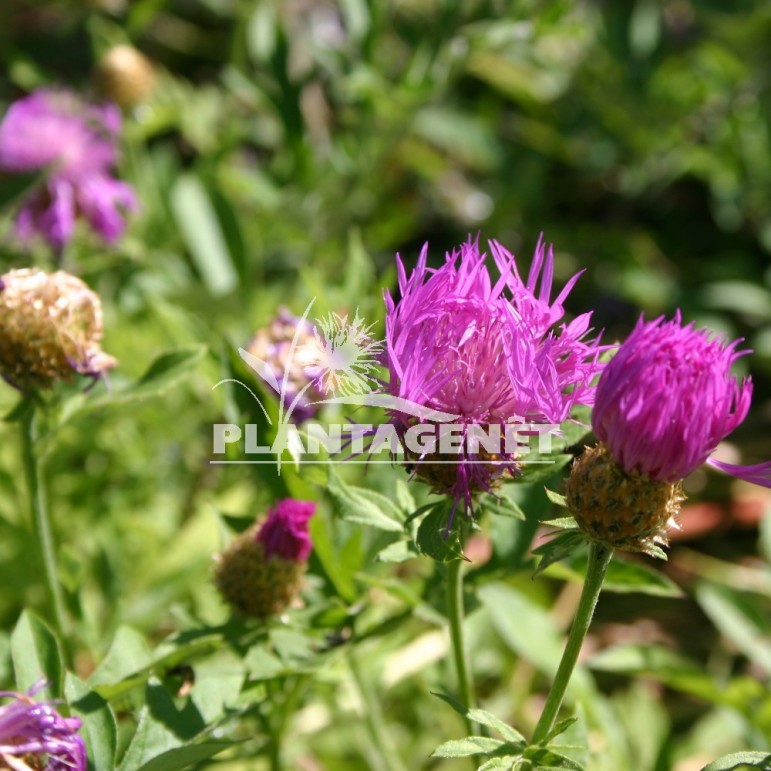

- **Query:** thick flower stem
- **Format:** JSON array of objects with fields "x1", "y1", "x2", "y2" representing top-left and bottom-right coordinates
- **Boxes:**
[
  {"x1": 447, "y1": 558, "x2": 477, "y2": 735},
  {"x1": 20, "y1": 403, "x2": 68, "y2": 646},
  {"x1": 531, "y1": 542, "x2": 613, "y2": 744}
]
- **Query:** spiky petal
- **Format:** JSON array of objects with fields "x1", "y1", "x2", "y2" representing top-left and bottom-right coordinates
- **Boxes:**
[
  {"x1": 0, "y1": 682, "x2": 86, "y2": 771},
  {"x1": 384, "y1": 236, "x2": 604, "y2": 511},
  {"x1": 592, "y1": 313, "x2": 753, "y2": 483}
]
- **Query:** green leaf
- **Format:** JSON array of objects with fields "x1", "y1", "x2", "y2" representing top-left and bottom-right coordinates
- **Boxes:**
[
  {"x1": 376, "y1": 540, "x2": 419, "y2": 563},
  {"x1": 118, "y1": 680, "x2": 207, "y2": 771},
  {"x1": 516, "y1": 454, "x2": 573, "y2": 484},
  {"x1": 524, "y1": 745, "x2": 586, "y2": 770},
  {"x1": 431, "y1": 736, "x2": 507, "y2": 758},
  {"x1": 700, "y1": 752, "x2": 771, "y2": 770},
  {"x1": 170, "y1": 174, "x2": 238, "y2": 296},
  {"x1": 480, "y1": 493, "x2": 526, "y2": 519},
  {"x1": 532, "y1": 530, "x2": 586, "y2": 576},
  {"x1": 545, "y1": 553, "x2": 683, "y2": 597},
  {"x1": 327, "y1": 469, "x2": 405, "y2": 532},
  {"x1": 65, "y1": 673, "x2": 118, "y2": 771},
  {"x1": 416, "y1": 504, "x2": 465, "y2": 562},
  {"x1": 432, "y1": 692, "x2": 526, "y2": 743},
  {"x1": 545, "y1": 488, "x2": 569, "y2": 508},
  {"x1": 477, "y1": 758, "x2": 522, "y2": 771},
  {"x1": 478, "y1": 583, "x2": 592, "y2": 694},
  {"x1": 696, "y1": 583, "x2": 771, "y2": 674},
  {"x1": 62, "y1": 346, "x2": 207, "y2": 420},
  {"x1": 541, "y1": 717, "x2": 578, "y2": 745},
  {"x1": 11, "y1": 610, "x2": 62, "y2": 698},
  {"x1": 134, "y1": 742, "x2": 234, "y2": 771},
  {"x1": 541, "y1": 516, "x2": 578, "y2": 530},
  {"x1": 88, "y1": 626, "x2": 153, "y2": 696}
]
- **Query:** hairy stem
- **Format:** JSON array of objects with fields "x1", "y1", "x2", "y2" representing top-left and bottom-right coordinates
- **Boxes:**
[{"x1": 531, "y1": 541, "x2": 613, "y2": 744}]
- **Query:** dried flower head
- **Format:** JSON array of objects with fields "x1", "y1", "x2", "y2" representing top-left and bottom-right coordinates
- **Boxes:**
[
  {"x1": 94, "y1": 45, "x2": 155, "y2": 109},
  {"x1": 0, "y1": 682, "x2": 86, "y2": 771},
  {"x1": 384, "y1": 236, "x2": 603, "y2": 513},
  {"x1": 0, "y1": 90, "x2": 136, "y2": 250},
  {"x1": 0, "y1": 268, "x2": 116, "y2": 391},
  {"x1": 214, "y1": 499, "x2": 315, "y2": 618}
]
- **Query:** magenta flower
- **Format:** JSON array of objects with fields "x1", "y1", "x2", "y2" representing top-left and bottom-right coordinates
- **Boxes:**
[
  {"x1": 0, "y1": 89, "x2": 136, "y2": 251},
  {"x1": 593, "y1": 312, "x2": 771, "y2": 485},
  {"x1": 257, "y1": 498, "x2": 316, "y2": 561},
  {"x1": 384, "y1": 236, "x2": 604, "y2": 511},
  {"x1": 0, "y1": 682, "x2": 86, "y2": 771}
]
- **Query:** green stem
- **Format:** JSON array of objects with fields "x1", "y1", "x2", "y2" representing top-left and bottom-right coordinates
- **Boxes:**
[
  {"x1": 267, "y1": 676, "x2": 305, "y2": 771},
  {"x1": 447, "y1": 558, "x2": 476, "y2": 735},
  {"x1": 532, "y1": 542, "x2": 613, "y2": 744},
  {"x1": 20, "y1": 403, "x2": 68, "y2": 646},
  {"x1": 349, "y1": 651, "x2": 408, "y2": 771}
]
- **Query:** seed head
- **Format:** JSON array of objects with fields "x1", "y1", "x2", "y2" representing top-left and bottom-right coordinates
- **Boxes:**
[{"x1": 0, "y1": 269, "x2": 116, "y2": 391}]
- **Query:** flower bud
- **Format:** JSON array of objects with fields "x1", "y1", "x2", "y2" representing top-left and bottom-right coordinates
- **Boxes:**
[
  {"x1": 566, "y1": 444, "x2": 684, "y2": 556},
  {"x1": 94, "y1": 45, "x2": 155, "y2": 109},
  {"x1": 0, "y1": 269, "x2": 116, "y2": 391},
  {"x1": 214, "y1": 499, "x2": 315, "y2": 619}
]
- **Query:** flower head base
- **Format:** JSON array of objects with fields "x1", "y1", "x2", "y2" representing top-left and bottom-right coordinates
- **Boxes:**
[
  {"x1": 566, "y1": 444, "x2": 684, "y2": 556},
  {"x1": 0, "y1": 683, "x2": 86, "y2": 771},
  {"x1": 244, "y1": 309, "x2": 326, "y2": 423},
  {"x1": 0, "y1": 90, "x2": 136, "y2": 250},
  {"x1": 0, "y1": 269, "x2": 116, "y2": 391},
  {"x1": 384, "y1": 236, "x2": 603, "y2": 511},
  {"x1": 592, "y1": 313, "x2": 752, "y2": 482},
  {"x1": 214, "y1": 499, "x2": 315, "y2": 618}
]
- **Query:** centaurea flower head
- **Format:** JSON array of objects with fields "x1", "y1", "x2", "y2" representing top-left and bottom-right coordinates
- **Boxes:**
[
  {"x1": 568, "y1": 313, "x2": 769, "y2": 554},
  {"x1": 0, "y1": 682, "x2": 86, "y2": 771},
  {"x1": 244, "y1": 308, "x2": 326, "y2": 423},
  {"x1": 384, "y1": 236, "x2": 603, "y2": 513},
  {"x1": 0, "y1": 268, "x2": 116, "y2": 391},
  {"x1": 214, "y1": 499, "x2": 316, "y2": 619},
  {"x1": 0, "y1": 89, "x2": 136, "y2": 251}
]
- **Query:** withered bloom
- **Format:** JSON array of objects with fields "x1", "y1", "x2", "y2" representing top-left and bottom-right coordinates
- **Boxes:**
[{"x1": 0, "y1": 269, "x2": 116, "y2": 391}]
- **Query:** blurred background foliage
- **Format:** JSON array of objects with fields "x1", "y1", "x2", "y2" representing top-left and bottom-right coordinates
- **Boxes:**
[{"x1": 1, "y1": 1, "x2": 771, "y2": 769}]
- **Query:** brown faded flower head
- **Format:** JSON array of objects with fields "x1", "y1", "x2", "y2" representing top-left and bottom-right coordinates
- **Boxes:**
[{"x1": 0, "y1": 268, "x2": 117, "y2": 391}]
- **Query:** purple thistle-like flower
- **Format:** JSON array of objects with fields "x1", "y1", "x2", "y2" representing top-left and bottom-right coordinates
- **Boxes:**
[
  {"x1": 592, "y1": 312, "x2": 757, "y2": 483},
  {"x1": 592, "y1": 312, "x2": 771, "y2": 489},
  {"x1": 244, "y1": 308, "x2": 326, "y2": 423},
  {"x1": 0, "y1": 90, "x2": 136, "y2": 251},
  {"x1": 256, "y1": 499, "x2": 316, "y2": 561},
  {"x1": 0, "y1": 682, "x2": 86, "y2": 771},
  {"x1": 384, "y1": 235, "x2": 604, "y2": 511}
]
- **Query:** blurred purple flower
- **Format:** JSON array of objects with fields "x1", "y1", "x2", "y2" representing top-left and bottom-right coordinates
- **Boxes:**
[
  {"x1": 0, "y1": 682, "x2": 86, "y2": 771},
  {"x1": 384, "y1": 235, "x2": 604, "y2": 511},
  {"x1": 257, "y1": 498, "x2": 316, "y2": 562},
  {"x1": 243, "y1": 308, "x2": 326, "y2": 423},
  {"x1": 593, "y1": 312, "x2": 771, "y2": 486},
  {"x1": 0, "y1": 89, "x2": 136, "y2": 251}
]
